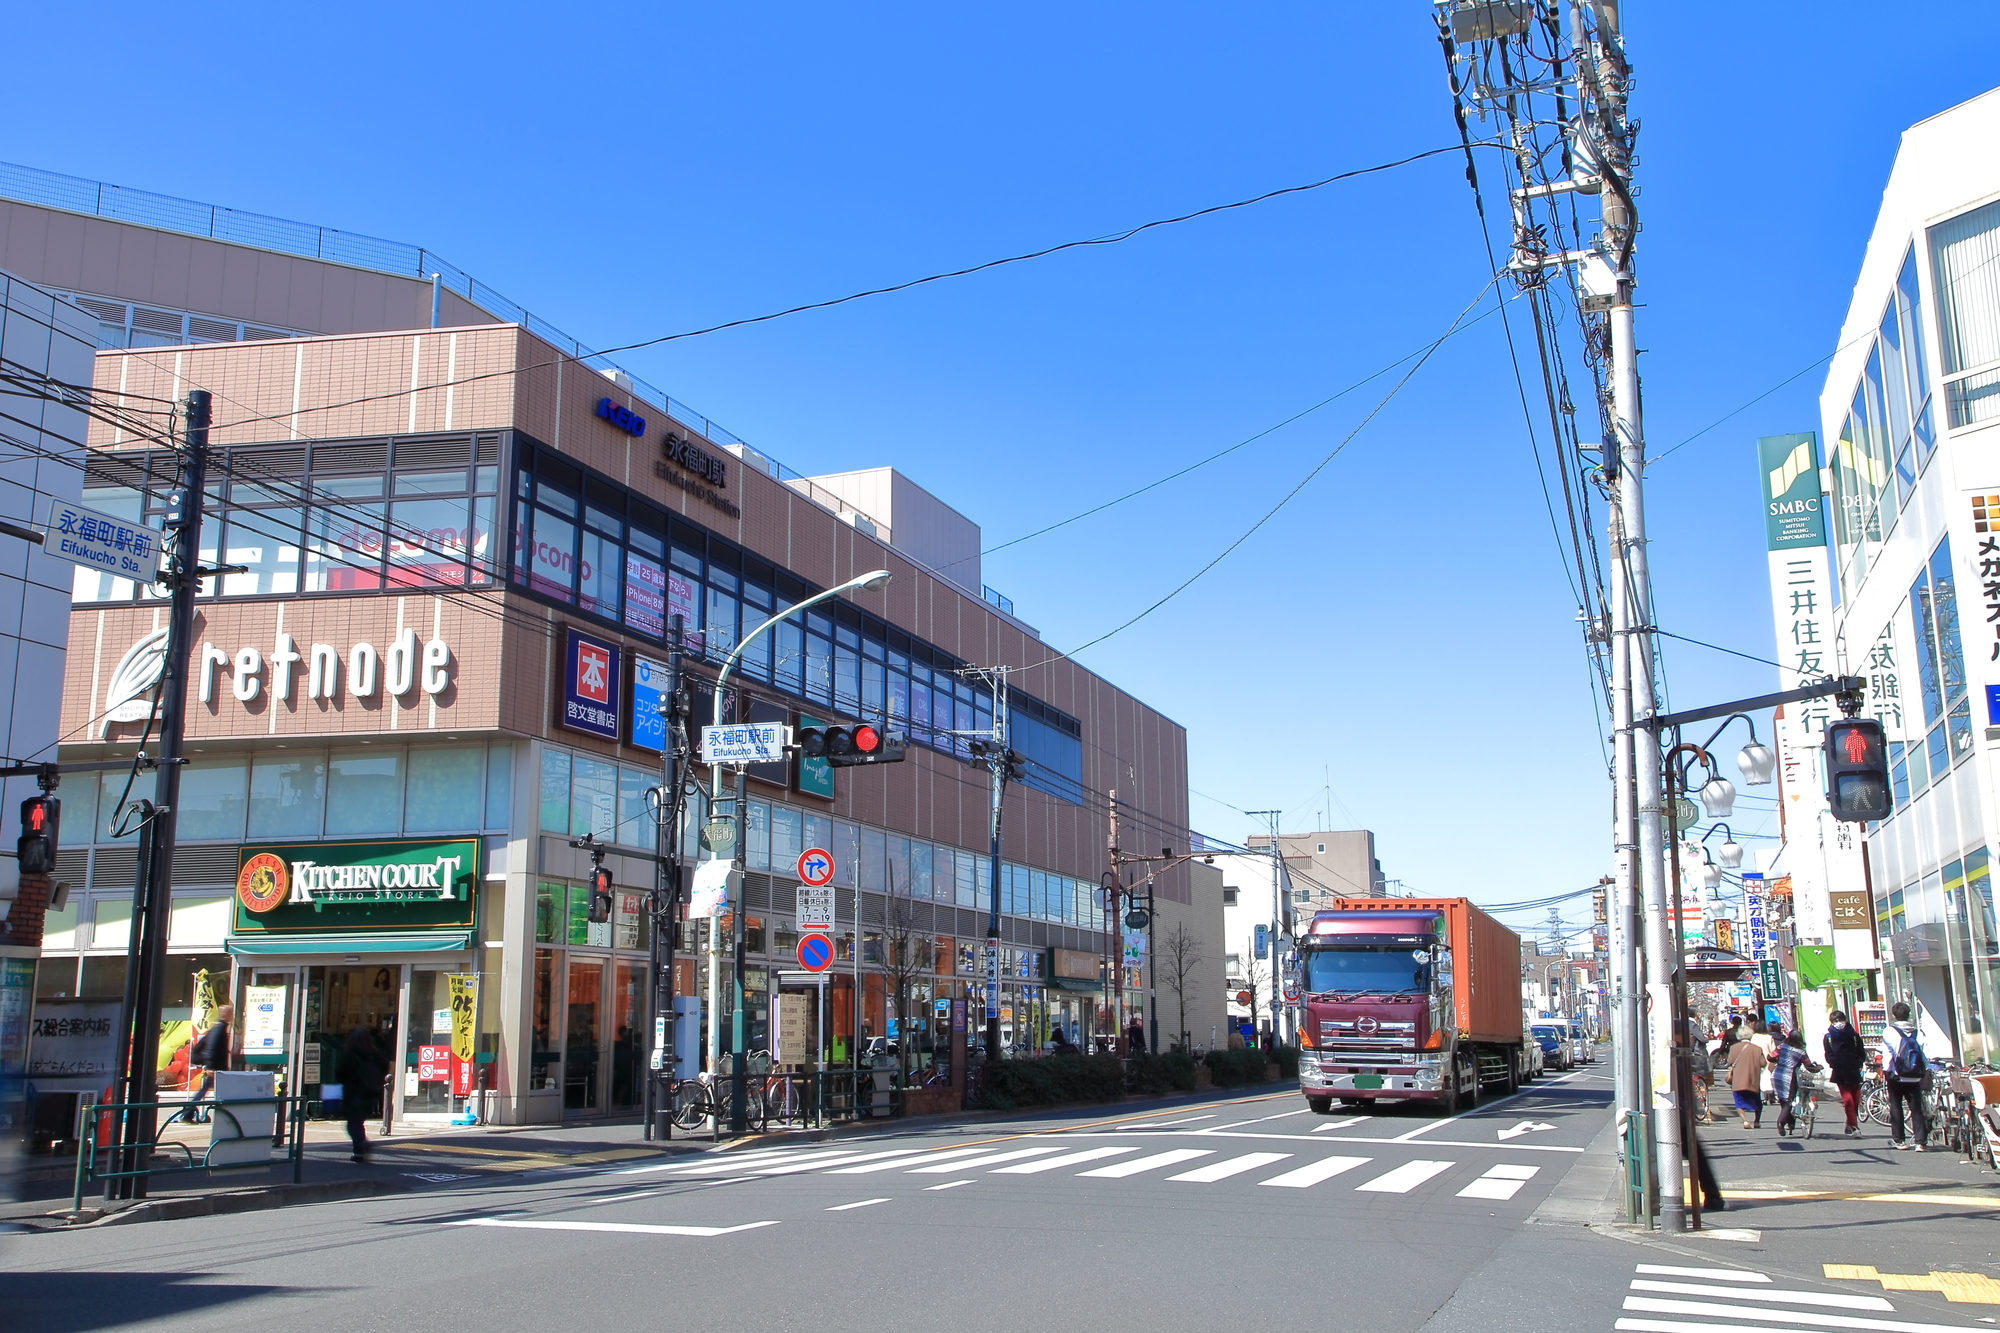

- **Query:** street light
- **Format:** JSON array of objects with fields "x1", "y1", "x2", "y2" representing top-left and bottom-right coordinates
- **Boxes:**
[
  {"x1": 1697, "y1": 776, "x2": 1737, "y2": 819},
  {"x1": 702, "y1": 567, "x2": 892, "y2": 1130}
]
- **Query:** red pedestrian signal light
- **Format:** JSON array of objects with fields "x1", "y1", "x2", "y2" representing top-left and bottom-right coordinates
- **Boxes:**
[
  {"x1": 1822, "y1": 718, "x2": 1890, "y2": 822},
  {"x1": 17, "y1": 795, "x2": 59, "y2": 873},
  {"x1": 588, "y1": 865, "x2": 614, "y2": 924}
]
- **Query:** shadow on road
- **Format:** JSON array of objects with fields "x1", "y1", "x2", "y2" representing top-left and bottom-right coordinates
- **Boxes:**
[{"x1": 8, "y1": 1272, "x2": 312, "y2": 1333}]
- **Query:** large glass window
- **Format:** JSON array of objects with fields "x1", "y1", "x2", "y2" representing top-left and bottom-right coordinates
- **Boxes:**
[
  {"x1": 326, "y1": 749, "x2": 403, "y2": 836},
  {"x1": 406, "y1": 746, "x2": 484, "y2": 832},
  {"x1": 178, "y1": 760, "x2": 248, "y2": 841},
  {"x1": 1911, "y1": 536, "x2": 1974, "y2": 776},
  {"x1": 570, "y1": 755, "x2": 617, "y2": 839},
  {"x1": 248, "y1": 756, "x2": 324, "y2": 838},
  {"x1": 540, "y1": 748, "x2": 571, "y2": 834},
  {"x1": 1933, "y1": 200, "x2": 2000, "y2": 429}
]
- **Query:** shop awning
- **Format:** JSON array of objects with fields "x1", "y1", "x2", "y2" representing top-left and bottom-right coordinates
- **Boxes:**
[
  {"x1": 227, "y1": 931, "x2": 474, "y2": 956},
  {"x1": 1045, "y1": 976, "x2": 1105, "y2": 993}
]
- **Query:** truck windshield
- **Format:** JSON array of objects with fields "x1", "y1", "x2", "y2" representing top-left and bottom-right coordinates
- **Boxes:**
[{"x1": 1301, "y1": 946, "x2": 1431, "y2": 996}]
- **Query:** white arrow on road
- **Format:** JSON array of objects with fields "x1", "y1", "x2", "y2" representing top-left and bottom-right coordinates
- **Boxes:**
[{"x1": 1497, "y1": 1120, "x2": 1556, "y2": 1141}]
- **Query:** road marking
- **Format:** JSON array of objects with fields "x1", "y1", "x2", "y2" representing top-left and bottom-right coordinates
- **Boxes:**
[
  {"x1": 1079, "y1": 1149, "x2": 1215, "y2": 1178},
  {"x1": 1127, "y1": 1114, "x2": 1218, "y2": 1128},
  {"x1": 1168, "y1": 1152, "x2": 1292, "y2": 1182},
  {"x1": 1623, "y1": 1296, "x2": 1973, "y2": 1333},
  {"x1": 1692, "y1": 1229, "x2": 1763, "y2": 1243},
  {"x1": 1355, "y1": 1160, "x2": 1455, "y2": 1193},
  {"x1": 1065, "y1": 1129, "x2": 1585, "y2": 1152},
  {"x1": 825, "y1": 1198, "x2": 891, "y2": 1211},
  {"x1": 648, "y1": 1149, "x2": 827, "y2": 1175},
  {"x1": 1207, "y1": 1110, "x2": 1313, "y2": 1131},
  {"x1": 1630, "y1": 1282, "x2": 1893, "y2": 1312},
  {"x1": 1259, "y1": 1155, "x2": 1372, "y2": 1189},
  {"x1": 1456, "y1": 1164, "x2": 1539, "y2": 1199},
  {"x1": 594, "y1": 1191, "x2": 661, "y2": 1202},
  {"x1": 1497, "y1": 1120, "x2": 1556, "y2": 1140},
  {"x1": 990, "y1": 1147, "x2": 1138, "y2": 1174},
  {"x1": 449, "y1": 1218, "x2": 780, "y2": 1237},
  {"x1": 826, "y1": 1147, "x2": 992, "y2": 1174},
  {"x1": 1313, "y1": 1118, "x2": 1369, "y2": 1132},
  {"x1": 748, "y1": 1150, "x2": 921, "y2": 1175},
  {"x1": 908, "y1": 1146, "x2": 1065, "y2": 1173},
  {"x1": 1620, "y1": 1315, "x2": 1977, "y2": 1333},
  {"x1": 1637, "y1": 1266, "x2": 1772, "y2": 1282},
  {"x1": 924, "y1": 1180, "x2": 976, "y2": 1191},
  {"x1": 620, "y1": 1148, "x2": 809, "y2": 1175}
]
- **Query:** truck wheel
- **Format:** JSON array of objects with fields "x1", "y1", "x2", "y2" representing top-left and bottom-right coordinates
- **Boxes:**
[
  {"x1": 1439, "y1": 1065, "x2": 1461, "y2": 1116},
  {"x1": 1501, "y1": 1054, "x2": 1519, "y2": 1096},
  {"x1": 1307, "y1": 1096, "x2": 1334, "y2": 1115}
]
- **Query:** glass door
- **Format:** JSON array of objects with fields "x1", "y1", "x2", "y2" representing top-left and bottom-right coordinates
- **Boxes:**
[
  {"x1": 564, "y1": 957, "x2": 605, "y2": 1113},
  {"x1": 611, "y1": 960, "x2": 644, "y2": 1112},
  {"x1": 406, "y1": 969, "x2": 467, "y2": 1117}
]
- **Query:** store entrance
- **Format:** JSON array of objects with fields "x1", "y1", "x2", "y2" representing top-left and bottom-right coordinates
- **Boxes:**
[
  {"x1": 565, "y1": 958, "x2": 604, "y2": 1113},
  {"x1": 308, "y1": 964, "x2": 401, "y2": 1114}
]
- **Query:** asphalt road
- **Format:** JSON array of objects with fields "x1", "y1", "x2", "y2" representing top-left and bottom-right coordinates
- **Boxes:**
[{"x1": 10, "y1": 1065, "x2": 2000, "y2": 1333}]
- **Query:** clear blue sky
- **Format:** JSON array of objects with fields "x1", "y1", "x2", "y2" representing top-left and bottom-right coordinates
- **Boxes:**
[{"x1": 8, "y1": 3, "x2": 1995, "y2": 930}]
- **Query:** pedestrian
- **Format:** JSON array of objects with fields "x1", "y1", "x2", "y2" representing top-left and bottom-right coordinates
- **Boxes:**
[
  {"x1": 1726, "y1": 1025, "x2": 1771, "y2": 1128},
  {"x1": 1822, "y1": 1009, "x2": 1867, "y2": 1136},
  {"x1": 1718, "y1": 1014, "x2": 1740, "y2": 1059},
  {"x1": 1687, "y1": 1018, "x2": 1715, "y2": 1124},
  {"x1": 1771, "y1": 1029, "x2": 1822, "y2": 1137},
  {"x1": 1750, "y1": 1020, "x2": 1777, "y2": 1105},
  {"x1": 1880, "y1": 1001, "x2": 1932, "y2": 1151},
  {"x1": 186, "y1": 1003, "x2": 235, "y2": 1124},
  {"x1": 336, "y1": 1025, "x2": 386, "y2": 1163}
]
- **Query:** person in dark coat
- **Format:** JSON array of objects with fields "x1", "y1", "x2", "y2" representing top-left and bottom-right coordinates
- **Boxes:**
[
  {"x1": 337, "y1": 1026, "x2": 387, "y2": 1163},
  {"x1": 1822, "y1": 1010, "x2": 1867, "y2": 1136},
  {"x1": 186, "y1": 1004, "x2": 234, "y2": 1124}
]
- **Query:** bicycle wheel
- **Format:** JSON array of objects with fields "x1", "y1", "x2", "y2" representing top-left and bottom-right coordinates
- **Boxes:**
[
  {"x1": 765, "y1": 1076, "x2": 801, "y2": 1128},
  {"x1": 1861, "y1": 1084, "x2": 1887, "y2": 1124},
  {"x1": 670, "y1": 1081, "x2": 707, "y2": 1131},
  {"x1": 1801, "y1": 1087, "x2": 1817, "y2": 1139}
]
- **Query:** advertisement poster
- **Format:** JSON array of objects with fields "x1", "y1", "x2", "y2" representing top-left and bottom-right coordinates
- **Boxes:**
[{"x1": 243, "y1": 985, "x2": 287, "y2": 1056}]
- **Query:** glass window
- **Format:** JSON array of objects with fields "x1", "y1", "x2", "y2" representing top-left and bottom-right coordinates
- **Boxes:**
[
  {"x1": 305, "y1": 502, "x2": 384, "y2": 592},
  {"x1": 220, "y1": 508, "x2": 303, "y2": 596},
  {"x1": 528, "y1": 507, "x2": 578, "y2": 601},
  {"x1": 569, "y1": 755, "x2": 617, "y2": 840},
  {"x1": 406, "y1": 746, "x2": 483, "y2": 832},
  {"x1": 860, "y1": 827, "x2": 886, "y2": 893},
  {"x1": 747, "y1": 799, "x2": 771, "y2": 871},
  {"x1": 775, "y1": 618, "x2": 804, "y2": 694},
  {"x1": 387, "y1": 497, "x2": 473, "y2": 587},
  {"x1": 625, "y1": 551, "x2": 667, "y2": 638},
  {"x1": 887, "y1": 668, "x2": 909, "y2": 728},
  {"x1": 833, "y1": 821, "x2": 859, "y2": 888},
  {"x1": 395, "y1": 469, "x2": 467, "y2": 496},
  {"x1": 618, "y1": 767, "x2": 656, "y2": 851},
  {"x1": 247, "y1": 756, "x2": 323, "y2": 839},
  {"x1": 531, "y1": 949, "x2": 559, "y2": 1091},
  {"x1": 804, "y1": 813, "x2": 832, "y2": 862},
  {"x1": 326, "y1": 749, "x2": 403, "y2": 836},
  {"x1": 706, "y1": 586, "x2": 738, "y2": 659},
  {"x1": 177, "y1": 760, "x2": 247, "y2": 841},
  {"x1": 888, "y1": 836, "x2": 910, "y2": 898},
  {"x1": 98, "y1": 770, "x2": 159, "y2": 842},
  {"x1": 910, "y1": 677, "x2": 931, "y2": 747},
  {"x1": 469, "y1": 497, "x2": 496, "y2": 584},
  {"x1": 1932, "y1": 198, "x2": 2000, "y2": 377},
  {"x1": 486, "y1": 744, "x2": 513, "y2": 830},
  {"x1": 771, "y1": 805, "x2": 804, "y2": 875},
  {"x1": 835, "y1": 642, "x2": 860, "y2": 712},
  {"x1": 583, "y1": 505, "x2": 622, "y2": 538},
  {"x1": 805, "y1": 633, "x2": 832, "y2": 705},
  {"x1": 540, "y1": 748, "x2": 570, "y2": 834},
  {"x1": 1930, "y1": 537, "x2": 1967, "y2": 710},
  {"x1": 910, "y1": 841, "x2": 933, "y2": 901},
  {"x1": 578, "y1": 528, "x2": 621, "y2": 619}
]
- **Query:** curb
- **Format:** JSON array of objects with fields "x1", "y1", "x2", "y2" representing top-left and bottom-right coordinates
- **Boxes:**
[{"x1": 31, "y1": 1177, "x2": 411, "y2": 1230}]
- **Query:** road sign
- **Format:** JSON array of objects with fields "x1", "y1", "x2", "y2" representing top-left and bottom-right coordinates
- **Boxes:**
[
  {"x1": 701, "y1": 722, "x2": 791, "y2": 765},
  {"x1": 797, "y1": 932, "x2": 834, "y2": 972},
  {"x1": 797, "y1": 884, "x2": 835, "y2": 931},
  {"x1": 797, "y1": 847, "x2": 836, "y2": 887},
  {"x1": 45, "y1": 497, "x2": 163, "y2": 583}
]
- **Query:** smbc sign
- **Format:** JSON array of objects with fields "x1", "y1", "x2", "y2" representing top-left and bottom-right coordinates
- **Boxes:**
[{"x1": 233, "y1": 838, "x2": 479, "y2": 935}]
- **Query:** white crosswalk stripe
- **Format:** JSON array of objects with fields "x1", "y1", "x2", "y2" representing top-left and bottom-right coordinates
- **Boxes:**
[
  {"x1": 906, "y1": 1146, "x2": 1065, "y2": 1173},
  {"x1": 990, "y1": 1147, "x2": 1138, "y2": 1174},
  {"x1": 1635, "y1": 1266, "x2": 1773, "y2": 1283},
  {"x1": 1355, "y1": 1160, "x2": 1455, "y2": 1193},
  {"x1": 1078, "y1": 1149, "x2": 1215, "y2": 1178},
  {"x1": 1259, "y1": 1155, "x2": 1372, "y2": 1189},
  {"x1": 1457, "y1": 1164, "x2": 1538, "y2": 1200},
  {"x1": 1612, "y1": 1264, "x2": 1991, "y2": 1333},
  {"x1": 827, "y1": 1147, "x2": 992, "y2": 1174},
  {"x1": 1168, "y1": 1151, "x2": 1293, "y2": 1182},
  {"x1": 1630, "y1": 1283, "x2": 1892, "y2": 1312}
]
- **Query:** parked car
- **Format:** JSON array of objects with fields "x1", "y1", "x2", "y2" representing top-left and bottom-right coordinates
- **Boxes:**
[
  {"x1": 1530, "y1": 1025, "x2": 1571, "y2": 1071},
  {"x1": 1567, "y1": 1024, "x2": 1593, "y2": 1064},
  {"x1": 1520, "y1": 1034, "x2": 1545, "y2": 1080}
]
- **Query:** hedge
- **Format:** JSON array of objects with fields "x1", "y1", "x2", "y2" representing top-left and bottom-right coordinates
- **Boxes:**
[
  {"x1": 977, "y1": 1053, "x2": 1125, "y2": 1110},
  {"x1": 1202, "y1": 1048, "x2": 1275, "y2": 1088},
  {"x1": 1129, "y1": 1050, "x2": 1199, "y2": 1095}
]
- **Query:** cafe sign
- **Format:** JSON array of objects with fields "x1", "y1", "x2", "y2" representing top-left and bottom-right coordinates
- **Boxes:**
[{"x1": 234, "y1": 838, "x2": 479, "y2": 935}]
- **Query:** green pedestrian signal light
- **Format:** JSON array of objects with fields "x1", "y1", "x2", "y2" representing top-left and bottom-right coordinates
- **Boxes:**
[{"x1": 1822, "y1": 717, "x2": 1890, "y2": 822}]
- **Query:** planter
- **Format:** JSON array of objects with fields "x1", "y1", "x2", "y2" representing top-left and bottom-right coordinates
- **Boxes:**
[{"x1": 900, "y1": 1086, "x2": 960, "y2": 1118}]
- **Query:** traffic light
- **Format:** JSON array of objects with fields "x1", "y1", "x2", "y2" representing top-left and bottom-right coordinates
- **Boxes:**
[
  {"x1": 18, "y1": 796, "x2": 58, "y2": 874},
  {"x1": 1823, "y1": 717, "x2": 1891, "y2": 822},
  {"x1": 587, "y1": 865, "x2": 614, "y2": 924},
  {"x1": 797, "y1": 723, "x2": 906, "y2": 768}
]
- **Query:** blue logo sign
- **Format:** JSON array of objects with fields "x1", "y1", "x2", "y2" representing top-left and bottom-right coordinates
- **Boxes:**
[
  {"x1": 597, "y1": 397, "x2": 647, "y2": 437},
  {"x1": 1987, "y1": 684, "x2": 2000, "y2": 727},
  {"x1": 797, "y1": 933, "x2": 833, "y2": 972},
  {"x1": 561, "y1": 628, "x2": 621, "y2": 741},
  {"x1": 630, "y1": 655, "x2": 668, "y2": 754}
]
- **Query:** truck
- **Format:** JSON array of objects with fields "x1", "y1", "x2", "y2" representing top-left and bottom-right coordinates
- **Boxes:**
[{"x1": 1294, "y1": 898, "x2": 1525, "y2": 1114}]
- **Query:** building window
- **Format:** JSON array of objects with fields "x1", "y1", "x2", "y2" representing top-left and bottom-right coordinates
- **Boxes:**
[
  {"x1": 1223, "y1": 887, "x2": 1238, "y2": 906},
  {"x1": 1832, "y1": 247, "x2": 1934, "y2": 595},
  {"x1": 1932, "y1": 199, "x2": 2000, "y2": 429},
  {"x1": 1909, "y1": 536, "x2": 1973, "y2": 783}
]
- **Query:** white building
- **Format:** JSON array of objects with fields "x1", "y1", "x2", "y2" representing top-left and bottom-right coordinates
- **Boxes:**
[
  {"x1": 1808, "y1": 87, "x2": 2000, "y2": 1059},
  {"x1": 1207, "y1": 829, "x2": 1385, "y2": 1041}
]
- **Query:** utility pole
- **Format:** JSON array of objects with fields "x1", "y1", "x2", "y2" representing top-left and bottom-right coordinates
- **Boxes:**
[
  {"x1": 976, "y1": 666, "x2": 1011, "y2": 1062},
  {"x1": 120, "y1": 389, "x2": 212, "y2": 1198},
  {"x1": 1106, "y1": 788, "x2": 1121, "y2": 1050},
  {"x1": 1245, "y1": 810, "x2": 1283, "y2": 1047},
  {"x1": 646, "y1": 615, "x2": 685, "y2": 1140}
]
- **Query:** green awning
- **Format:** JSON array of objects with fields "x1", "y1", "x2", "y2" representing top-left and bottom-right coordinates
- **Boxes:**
[
  {"x1": 228, "y1": 931, "x2": 474, "y2": 956},
  {"x1": 1795, "y1": 944, "x2": 1864, "y2": 990},
  {"x1": 1045, "y1": 976, "x2": 1105, "y2": 993}
]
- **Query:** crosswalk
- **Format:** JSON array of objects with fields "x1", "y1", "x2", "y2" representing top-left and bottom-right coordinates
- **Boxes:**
[
  {"x1": 1614, "y1": 1264, "x2": 1987, "y2": 1333},
  {"x1": 621, "y1": 1140, "x2": 1549, "y2": 1202}
]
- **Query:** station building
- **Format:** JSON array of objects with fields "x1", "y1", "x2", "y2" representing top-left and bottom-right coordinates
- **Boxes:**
[{"x1": 0, "y1": 163, "x2": 1192, "y2": 1125}]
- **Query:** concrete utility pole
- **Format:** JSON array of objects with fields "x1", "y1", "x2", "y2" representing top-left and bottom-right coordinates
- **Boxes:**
[
  {"x1": 972, "y1": 665, "x2": 1013, "y2": 1062},
  {"x1": 645, "y1": 616, "x2": 685, "y2": 1139}
]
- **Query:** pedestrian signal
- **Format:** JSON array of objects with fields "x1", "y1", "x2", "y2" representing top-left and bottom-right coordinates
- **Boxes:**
[
  {"x1": 588, "y1": 865, "x2": 614, "y2": 924},
  {"x1": 17, "y1": 796, "x2": 58, "y2": 873},
  {"x1": 1822, "y1": 717, "x2": 1890, "y2": 822}
]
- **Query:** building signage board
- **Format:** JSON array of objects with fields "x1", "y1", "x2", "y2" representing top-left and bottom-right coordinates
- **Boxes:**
[
  {"x1": 232, "y1": 838, "x2": 479, "y2": 936},
  {"x1": 45, "y1": 497, "x2": 162, "y2": 582},
  {"x1": 795, "y1": 714, "x2": 835, "y2": 799},
  {"x1": 702, "y1": 722, "x2": 789, "y2": 765},
  {"x1": 687, "y1": 859, "x2": 736, "y2": 918},
  {"x1": 25, "y1": 998, "x2": 119, "y2": 1086},
  {"x1": 629, "y1": 654, "x2": 670, "y2": 754},
  {"x1": 1742, "y1": 872, "x2": 1770, "y2": 961},
  {"x1": 560, "y1": 628, "x2": 621, "y2": 740},
  {"x1": 796, "y1": 884, "x2": 835, "y2": 931}
]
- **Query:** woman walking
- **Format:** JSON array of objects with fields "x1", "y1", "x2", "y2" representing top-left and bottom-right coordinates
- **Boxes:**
[
  {"x1": 1727, "y1": 1026, "x2": 1772, "y2": 1128},
  {"x1": 1771, "y1": 1029, "x2": 1821, "y2": 1136},
  {"x1": 1823, "y1": 1010, "x2": 1867, "y2": 1137}
]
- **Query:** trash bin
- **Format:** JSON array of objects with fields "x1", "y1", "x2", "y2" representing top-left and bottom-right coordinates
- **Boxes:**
[{"x1": 869, "y1": 1055, "x2": 898, "y2": 1117}]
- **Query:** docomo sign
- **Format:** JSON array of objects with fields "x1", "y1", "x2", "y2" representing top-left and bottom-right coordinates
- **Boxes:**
[{"x1": 198, "y1": 627, "x2": 452, "y2": 705}]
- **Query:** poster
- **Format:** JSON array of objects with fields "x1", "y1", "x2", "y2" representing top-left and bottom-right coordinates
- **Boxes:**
[{"x1": 243, "y1": 984, "x2": 287, "y2": 1056}]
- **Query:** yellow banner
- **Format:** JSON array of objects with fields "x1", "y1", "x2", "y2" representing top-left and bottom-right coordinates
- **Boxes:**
[{"x1": 448, "y1": 974, "x2": 477, "y2": 1062}]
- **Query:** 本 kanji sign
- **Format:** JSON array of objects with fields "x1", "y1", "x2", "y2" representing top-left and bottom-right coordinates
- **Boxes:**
[
  {"x1": 45, "y1": 496, "x2": 161, "y2": 582},
  {"x1": 561, "y1": 628, "x2": 621, "y2": 740}
]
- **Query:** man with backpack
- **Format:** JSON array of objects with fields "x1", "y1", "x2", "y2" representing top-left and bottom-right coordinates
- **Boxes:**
[{"x1": 1880, "y1": 1001, "x2": 1932, "y2": 1151}]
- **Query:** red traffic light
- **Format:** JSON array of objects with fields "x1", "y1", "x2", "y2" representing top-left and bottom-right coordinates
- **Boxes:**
[{"x1": 851, "y1": 725, "x2": 881, "y2": 755}]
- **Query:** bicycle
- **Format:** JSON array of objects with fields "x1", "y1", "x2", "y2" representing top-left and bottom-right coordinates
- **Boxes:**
[{"x1": 1780, "y1": 1072, "x2": 1819, "y2": 1139}]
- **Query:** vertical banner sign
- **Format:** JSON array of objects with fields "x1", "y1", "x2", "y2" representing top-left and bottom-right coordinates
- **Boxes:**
[
  {"x1": 629, "y1": 655, "x2": 669, "y2": 754},
  {"x1": 983, "y1": 943, "x2": 1000, "y2": 1020},
  {"x1": 448, "y1": 974, "x2": 477, "y2": 1096},
  {"x1": 1742, "y1": 872, "x2": 1770, "y2": 961},
  {"x1": 561, "y1": 627, "x2": 622, "y2": 740},
  {"x1": 1758, "y1": 432, "x2": 1847, "y2": 945}
]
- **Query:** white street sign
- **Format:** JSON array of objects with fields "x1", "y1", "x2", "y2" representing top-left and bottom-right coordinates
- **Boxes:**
[
  {"x1": 796, "y1": 884, "x2": 835, "y2": 931},
  {"x1": 44, "y1": 496, "x2": 162, "y2": 582},
  {"x1": 701, "y1": 722, "x2": 791, "y2": 765}
]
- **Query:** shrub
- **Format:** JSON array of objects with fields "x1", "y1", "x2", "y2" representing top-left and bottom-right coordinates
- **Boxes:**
[
  {"x1": 1130, "y1": 1049, "x2": 1198, "y2": 1095},
  {"x1": 1202, "y1": 1048, "x2": 1273, "y2": 1088},
  {"x1": 977, "y1": 1053, "x2": 1125, "y2": 1110},
  {"x1": 1272, "y1": 1046, "x2": 1300, "y2": 1079}
]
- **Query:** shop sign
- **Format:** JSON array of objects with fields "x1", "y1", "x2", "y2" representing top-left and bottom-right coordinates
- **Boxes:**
[
  {"x1": 796, "y1": 713, "x2": 835, "y2": 798},
  {"x1": 1050, "y1": 948, "x2": 1098, "y2": 981},
  {"x1": 26, "y1": 998, "x2": 118, "y2": 1083},
  {"x1": 629, "y1": 654, "x2": 671, "y2": 753},
  {"x1": 1828, "y1": 890, "x2": 1870, "y2": 930},
  {"x1": 560, "y1": 627, "x2": 621, "y2": 740},
  {"x1": 596, "y1": 397, "x2": 647, "y2": 438},
  {"x1": 232, "y1": 838, "x2": 479, "y2": 935}
]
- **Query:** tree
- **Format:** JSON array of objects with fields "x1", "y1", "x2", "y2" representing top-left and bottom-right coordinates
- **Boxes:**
[
  {"x1": 880, "y1": 862, "x2": 931, "y2": 1082},
  {"x1": 1158, "y1": 922, "x2": 1205, "y2": 1051},
  {"x1": 1239, "y1": 955, "x2": 1268, "y2": 1044}
]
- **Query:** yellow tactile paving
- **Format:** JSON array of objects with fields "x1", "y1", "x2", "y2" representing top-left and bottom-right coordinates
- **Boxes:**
[{"x1": 1825, "y1": 1265, "x2": 2000, "y2": 1304}]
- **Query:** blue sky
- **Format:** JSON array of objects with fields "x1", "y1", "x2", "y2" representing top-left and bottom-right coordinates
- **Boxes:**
[{"x1": 8, "y1": 3, "x2": 1996, "y2": 932}]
